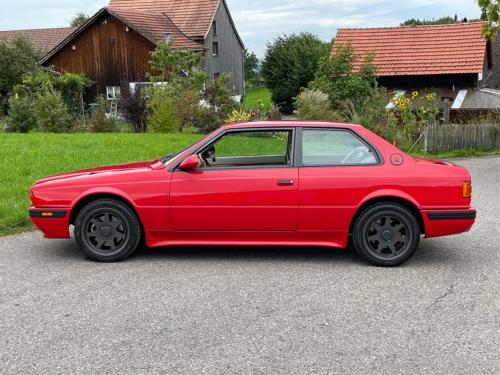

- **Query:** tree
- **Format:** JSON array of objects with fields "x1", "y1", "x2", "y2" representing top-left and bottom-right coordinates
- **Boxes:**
[
  {"x1": 244, "y1": 49, "x2": 259, "y2": 83},
  {"x1": 401, "y1": 15, "x2": 458, "y2": 26},
  {"x1": 478, "y1": 0, "x2": 500, "y2": 39},
  {"x1": 310, "y1": 42, "x2": 377, "y2": 110},
  {"x1": 262, "y1": 33, "x2": 330, "y2": 113},
  {"x1": 0, "y1": 36, "x2": 40, "y2": 114},
  {"x1": 71, "y1": 12, "x2": 90, "y2": 28}
]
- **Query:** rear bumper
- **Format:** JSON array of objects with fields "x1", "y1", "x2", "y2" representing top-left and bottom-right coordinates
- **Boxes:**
[
  {"x1": 29, "y1": 208, "x2": 70, "y2": 239},
  {"x1": 422, "y1": 209, "x2": 476, "y2": 238}
]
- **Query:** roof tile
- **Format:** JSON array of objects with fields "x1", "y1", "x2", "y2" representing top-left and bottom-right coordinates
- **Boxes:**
[
  {"x1": 0, "y1": 27, "x2": 76, "y2": 52},
  {"x1": 334, "y1": 22, "x2": 487, "y2": 76},
  {"x1": 108, "y1": 0, "x2": 219, "y2": 38}
]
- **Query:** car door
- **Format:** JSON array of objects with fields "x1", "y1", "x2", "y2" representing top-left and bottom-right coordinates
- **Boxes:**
[
  {"x1": 298, "y1": 127, "x2": 382, "y2": 234},
  {"x1": 170, "y1": 128, "x2": 298, "y2": 231}
]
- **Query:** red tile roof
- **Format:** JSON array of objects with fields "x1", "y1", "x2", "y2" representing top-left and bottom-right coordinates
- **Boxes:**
[
  {"x1": 0, "y1": 27, "x2": 76, "y2": 53},
  {"x1": 334, "y1": 22, "x2": 487, "y2": 76},
  {"x1": 109, "y1": 0, "x2": 220, "y2": 38},
  {"x1": 110, "y1": 8, "x2": 204, "y2": 49}
]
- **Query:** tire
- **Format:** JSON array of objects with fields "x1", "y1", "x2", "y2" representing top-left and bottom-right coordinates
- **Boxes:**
[
  {"x1": 352, "y1": 203, "x2": 421, "y2": 267},
  {"x1": 74, "y1": 199, "x2": 141, "y2": 262}
]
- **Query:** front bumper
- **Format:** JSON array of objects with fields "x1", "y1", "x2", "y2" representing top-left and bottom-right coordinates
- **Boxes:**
[
  {"x1": 422, "y1": 209, "x2": 476, "y2": 238},
  {"x1": 29, "y1": 208, "x2": 70, "y2": 239}
]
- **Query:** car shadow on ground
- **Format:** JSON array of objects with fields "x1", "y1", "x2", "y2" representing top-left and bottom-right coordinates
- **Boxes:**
[{"x1": 47, "y1": 235, "x2": 457, "y2": 267}]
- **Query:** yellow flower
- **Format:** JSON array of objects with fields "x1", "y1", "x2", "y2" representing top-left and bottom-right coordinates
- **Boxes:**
[
  {"x1": 412, "y1": 91, "x2": 419, "y2": 98},
  {"x1": 405, "y1": 98, "x2": 410, "y2": 104},
  {"x1": 421, "y1": 106, "x2": 427, "y2": 114}
]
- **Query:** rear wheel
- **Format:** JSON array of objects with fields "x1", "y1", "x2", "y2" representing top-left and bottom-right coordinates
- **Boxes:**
[
  {"x1": 74, "y1": 199, "x2": 141, "y2": 262},
  {"x1": 352, "y1": 203, "x2": 420, "y2": 267}
]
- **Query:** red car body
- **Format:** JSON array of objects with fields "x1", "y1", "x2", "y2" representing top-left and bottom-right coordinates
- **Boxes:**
[{"x1": 30, "y1": 122, "x2": 476, "y2": 254}]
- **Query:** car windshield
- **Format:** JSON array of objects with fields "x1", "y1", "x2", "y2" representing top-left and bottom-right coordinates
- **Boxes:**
[{"x1": 159, "y1": 137, "x2": 207, "y2": 165}]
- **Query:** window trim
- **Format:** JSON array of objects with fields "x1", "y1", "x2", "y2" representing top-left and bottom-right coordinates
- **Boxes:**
[
  {"x1": 298, "y1": 127, "x2": 384, "y2": 168},
  {"x1": 173, "y1": 127, "x2": 296, "y2": 172},
  {"x1": 212, "y1": 41, "x2": 219, "y2": 57}
]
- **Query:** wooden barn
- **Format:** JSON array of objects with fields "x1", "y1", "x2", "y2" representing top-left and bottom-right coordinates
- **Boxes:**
[
  {"x1": 334, "y1": 22, "x2": 500, "y2": 122},
  {"x1": 38, "y1": 0, "x2": 245, "y2": 101}
]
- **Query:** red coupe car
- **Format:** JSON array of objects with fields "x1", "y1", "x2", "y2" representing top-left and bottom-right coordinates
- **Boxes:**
[{"x1": 29, "y1": 122, "x2": 476, "y2": 266}]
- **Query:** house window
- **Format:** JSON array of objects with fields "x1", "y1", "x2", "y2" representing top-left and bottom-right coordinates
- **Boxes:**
[
  {"x1": 212, "y1": 42, "x2": 219, "y2": 57},
  {"x1": 106, "y1": 86, "x2": 121, "y2": 100},
  {"x1": 213, "y1": 21, "x2": 217, "y2": 37}
]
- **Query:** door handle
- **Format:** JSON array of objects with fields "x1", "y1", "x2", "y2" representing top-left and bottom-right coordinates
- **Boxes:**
[{"x1": 277, "y1": 180, "x2": 294, "y2": 186}]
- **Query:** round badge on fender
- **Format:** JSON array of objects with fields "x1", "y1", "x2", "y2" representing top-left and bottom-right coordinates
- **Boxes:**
[{"x1": 390, "y1": 153, "x2": 404, "y2": 166}]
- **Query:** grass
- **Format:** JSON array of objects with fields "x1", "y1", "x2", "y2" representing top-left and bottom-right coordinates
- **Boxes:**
[
  {"x1": 244, "y1": 86, "x2": 272, "y2": 111},
  {"x1": 0, "y1": 133, "x2": 202, "y2": 236},
  {"x1": 410, "y1": 148, "x2": 500, "y2": 159},
  {"x1": 0, "y1": 132, "x2": 498, "y2": 236}
]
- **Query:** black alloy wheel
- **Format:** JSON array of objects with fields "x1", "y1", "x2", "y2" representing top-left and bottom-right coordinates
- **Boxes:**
[
  {"x1": 353, "y1": 203, "x2": 421, "y2": 267},
  {"x1": 74, "y1": 199, "x2": 141, "y2": 262}
]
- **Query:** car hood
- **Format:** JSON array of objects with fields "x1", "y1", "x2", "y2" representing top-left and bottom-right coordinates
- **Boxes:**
[{"x1": 34, "y1": 160, "x2": 160, "y2": 185}]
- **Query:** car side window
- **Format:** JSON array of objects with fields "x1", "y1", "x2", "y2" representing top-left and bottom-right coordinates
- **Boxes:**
[
  {"x1": 197, "y1": 130, "x2": 293, "y2": 168},
  {"x1": 302, "y1": 129, "x2": 378, "y2": 166}
]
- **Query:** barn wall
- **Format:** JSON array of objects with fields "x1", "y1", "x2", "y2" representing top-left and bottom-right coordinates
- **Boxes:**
[
  {"x1": 43, "y1": 14, "x2": 155, "y2": 101},
  {"x1": 203, "y1": 1, "x2": 245, "y2": 96}
]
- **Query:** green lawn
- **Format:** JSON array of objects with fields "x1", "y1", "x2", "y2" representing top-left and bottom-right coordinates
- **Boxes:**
[
  {"x1": 1, "y1": 132, "x2": 499, "y2": 236},
  {"x1": 0, "y1": 133, "x2": 202, "y2": 236},
  {"x1": 244, "y1": 86, "x2": 272, "y2": 111}
]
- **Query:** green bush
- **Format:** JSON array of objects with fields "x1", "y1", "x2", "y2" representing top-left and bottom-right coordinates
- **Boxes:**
[
  {"x1": 90, "y1": 96, "x2": 115, "y2": 133},
  {"x1": 8, "y1": 95, "x2": 37, "y2": 133},
  {"x1": 33, "y1": 87, "x2": 70, "y2": 133},
  {"x1": 148, "y1": 92, "x2": 181, "y2": 133},
  {"x1": 311, "y1": 42, "x2": 376, "y2": 110},
  {"x1": 294, "y1": 89, "x2": 341, "y2": 121}
]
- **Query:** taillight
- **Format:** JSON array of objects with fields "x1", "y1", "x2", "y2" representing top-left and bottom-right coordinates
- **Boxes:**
[{"x1": 463, "y1": 181, "x2": 472, "y2": 198}]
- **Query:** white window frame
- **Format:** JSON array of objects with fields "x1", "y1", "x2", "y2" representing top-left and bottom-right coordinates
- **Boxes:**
[{"x1": 106, "y1": 86, "x2": 121, "y2": 100}]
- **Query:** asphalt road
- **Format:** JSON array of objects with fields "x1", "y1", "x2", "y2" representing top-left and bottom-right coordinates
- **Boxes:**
[{"x1": 1, "y1": 156, "x2": 499, "y2": 374}]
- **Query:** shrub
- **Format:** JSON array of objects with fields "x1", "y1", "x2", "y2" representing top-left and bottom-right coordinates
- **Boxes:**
[
  {"x1": 225, "y1": 108, "x2": 252, "y2": 124},
  {"x1": 33, "y1": 87, "x2": 70, "y2": 133},
  {"x1": 8, "y1": 95, "x2": 37, "y2": 133},
  {"x1": 262, "y1": 33, "x2": 330, "y2": 114},
  {"x1": 267, "y1": 103, "x2": 282, "y2": 121},
  {"x1": 148, "y1": 91, "x2": 181, "y2": 133},
  {"x1": 310, "y1": 42, "x2": 376, "y2": 110},
  {"x1": 120, "y1": 83, "x2": 147, "y2": 133},
  {"x1": 294, "y1": 89, "x2": 341, "y2": 121},
  {"x1": 90, "y1": 96, "x2": 114, "y2": 133}
]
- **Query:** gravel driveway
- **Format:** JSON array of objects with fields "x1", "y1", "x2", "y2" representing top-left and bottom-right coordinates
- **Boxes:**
[{"x1": 0, "y1": 156, "x2": 499, "y2": 374}]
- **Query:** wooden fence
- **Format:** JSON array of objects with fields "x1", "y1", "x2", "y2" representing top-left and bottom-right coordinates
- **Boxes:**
[{"x1": 424, "y1": 124, "x2": 500, "y2": 152}]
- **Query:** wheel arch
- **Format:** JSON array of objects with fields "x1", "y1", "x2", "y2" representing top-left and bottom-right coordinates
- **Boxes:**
[
  {"x1": 69, "y1": 190, "x2": 141, "y2": 227},
  {"x1": 349, "y1": 193, "x2": 425, "y2": 235}
]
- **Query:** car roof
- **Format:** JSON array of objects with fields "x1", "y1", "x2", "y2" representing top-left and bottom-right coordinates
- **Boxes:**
[{"x1": 223, "y1": 121, "x2": 363, "y2": 130}]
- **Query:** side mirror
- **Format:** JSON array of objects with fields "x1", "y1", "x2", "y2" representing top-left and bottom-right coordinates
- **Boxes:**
[{"x1": 178, "y1": 155, "x2": 199, "y2": 170}]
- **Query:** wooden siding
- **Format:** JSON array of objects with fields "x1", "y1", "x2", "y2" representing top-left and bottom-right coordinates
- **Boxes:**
[
  {"x1": 203, "y1": 2, "x2": 245, "y2": 96},
  {"x1": 44, "y1": 14, "x2": 155, "y2": 100}
]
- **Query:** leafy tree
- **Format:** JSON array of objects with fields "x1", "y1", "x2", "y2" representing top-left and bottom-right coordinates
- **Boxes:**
[
  {"x1": 262, "y1": 33, "x2": 330, "y2": 113},
  {"x1": 148, "y1": 42, "x2": 207, "y2": 89},
  {"x1": 244, "y1": 49, "x2": 259, "y2": 82},
  {"x1": 401, "y1": 15, "x2": 458, "y2": 26},
  {"x1": 0, "y1": 36, "x2": 40, "y2": 114},
  {"x1": 478, "y1": 0, "x2": 500, "y2": 39},
  {"x1": 310, "y1": 42, "x2": 377, "y2": 110},
  {"x1": 71, "y1": 12, "x2": 90, "y2": 28}
]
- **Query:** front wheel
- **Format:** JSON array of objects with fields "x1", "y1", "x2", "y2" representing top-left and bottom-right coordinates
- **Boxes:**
[
  {"x1": 352, "y1": 203, "x2": 421, "y2": 267},
  {"x1": 74, "y1": 199, "x2": 141, "y2": 262}
]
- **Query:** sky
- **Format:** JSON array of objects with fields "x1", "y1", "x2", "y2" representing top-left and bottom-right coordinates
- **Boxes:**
[{"x1": 0, "y1": 0, "x2": 481, "y2": 57}]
